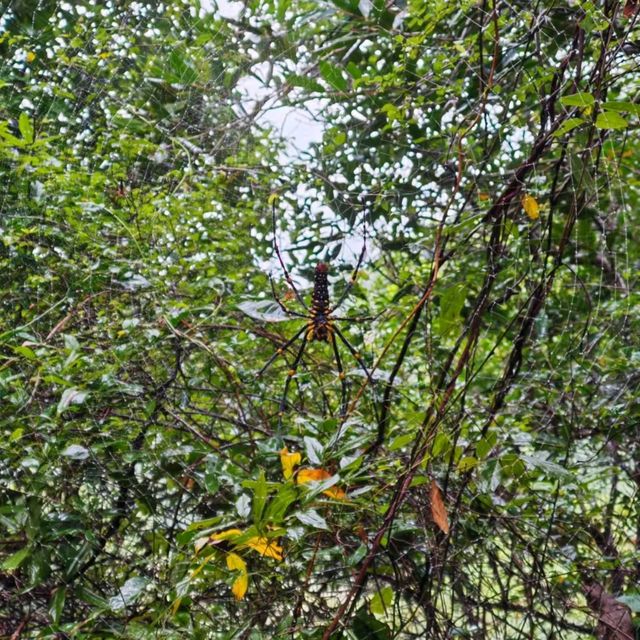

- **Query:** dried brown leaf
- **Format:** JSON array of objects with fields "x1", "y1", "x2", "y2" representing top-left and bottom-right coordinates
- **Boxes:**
[
  {"x1": 429, "y1": 480, "x2": 450, "y2": 534},
  {"x1": 624, "y1": 1, "x2": 639, "y2": 18}
]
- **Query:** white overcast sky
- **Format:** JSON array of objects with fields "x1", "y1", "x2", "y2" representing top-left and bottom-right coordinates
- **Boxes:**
[{"x1": 202, "y1": 0, "x2": 325, "y2": 155}]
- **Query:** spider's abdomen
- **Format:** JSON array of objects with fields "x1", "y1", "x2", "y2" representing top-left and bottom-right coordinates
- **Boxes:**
[
  {"x1": 309, "y1": 262, "x2": 331, "y2": 341},
  {"x1": 312, "y1": 262, "x2": 330, "y2": 314}
]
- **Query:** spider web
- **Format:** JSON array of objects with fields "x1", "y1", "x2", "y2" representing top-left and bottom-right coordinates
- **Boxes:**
[{"x1": 0, "y1": 1, "x2": 638, "y2": 639}]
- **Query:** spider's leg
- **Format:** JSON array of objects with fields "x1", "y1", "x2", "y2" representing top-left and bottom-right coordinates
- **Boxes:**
[
  {"x1": 333, "y1": 326, "x2": 379, "y2": 422},
  {"x1": 272, "y1": 202, "x2": 309, "y2": 311},
  {"x1": 334, "y1": 326, "x2": 380, "y2": 425},
  {"x1": 257, "y1": 325, "x2": 308, "y2": 378},
  {"x1": 330, "y1": 329, "x2": 348, "y2": 418},
  {"x1": 332, "y1": 326, "x2": 373, "y2": 384},
  {"x1": 331, "y1": 313, "x2": 377, "y2": 323},
  {"x1": 277, "y1": 330, "x2": 309, "y2": 429},
  {"x1": 269, "y1": 275, "x2": 307, "y2": 318},
  {"x1": 328, "y1": 226, "x2": 367, "y2": 314}
]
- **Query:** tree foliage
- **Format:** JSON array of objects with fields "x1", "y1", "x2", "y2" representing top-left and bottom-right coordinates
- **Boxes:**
[{"x1": 1, "y1": 1, "x2": 639, "y2": 638}]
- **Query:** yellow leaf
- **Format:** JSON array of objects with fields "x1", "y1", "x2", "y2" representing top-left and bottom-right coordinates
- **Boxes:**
[
  {"x1": 226, "y1": 552, "x2": 246, "y2": 572},
  {"x1": 231, "y1": 572, "x2": 248, "y2": 600},
  {"x1": 280, "y1": 447, "x2": 301, "y2": 479},
  {"x1": 296, "y1": 468, "x2": 348, "y2": 500},
  {"x1": 521, "y1": 194, "x2": 539, "y2": 220},
  {"x1": 246, "y1": 536, "x2": 283, "y2": 561},
  {"x1": 226, "y1": 553, "x2": 249, "y2": 599},
  {"x1": 210, "y1": 528, "x2": 243, "y2": 542},
  {"x1": 429, "y1": 480, "x2": 450, "y2": 534}
]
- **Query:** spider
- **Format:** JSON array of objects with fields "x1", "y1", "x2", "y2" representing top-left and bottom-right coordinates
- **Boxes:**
[{"x1": 257, "y1": 204, "x2": 374, "y2": 427}]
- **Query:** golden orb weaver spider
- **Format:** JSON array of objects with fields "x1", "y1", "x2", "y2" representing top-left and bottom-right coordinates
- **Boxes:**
[{"x1": 258, "y1": 203, "x2": 374, "y2": 428}]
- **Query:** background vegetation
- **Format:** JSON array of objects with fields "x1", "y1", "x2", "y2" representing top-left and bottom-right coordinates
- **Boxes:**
[{"x1": 1, "y1": 0, "x2": 639, "y2": 638}]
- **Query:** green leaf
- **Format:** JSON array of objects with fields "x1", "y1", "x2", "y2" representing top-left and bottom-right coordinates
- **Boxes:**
[
  {"x1": 457, "y1": 456, "x2": 478, "y2": 472},
  {"x1": 476, "y1": 431, "x2": 497, "y2": 459},
  {"x1": 304, "y1": 436, "x2": 323, "y2": 464},
  {"x1": 184, "y1": 516, "x2": 223, "y2": 532},
  {"x1": 435, "y1": 284, "x2": 466, "y2": 337},
  {"x1": 352, "y1": 606, "x2": 392, "y2": 640},
  {"x1": 370, "y1": 586, "x2": 393, "y2": 615},
  {"x1": 319, "y1": 60, "x2": 348, "y2": 92},
  {"x1": 18, "y1": 113, "x2": 34, "y2": 143},
  {"x1": 601, "y1": 101, "x2": 640, "y2": 116},
  {"x1": 1, "y1": 546, "x2": 30, "y2": 571},
  {"x1": 49, "y1": 586, "x2": 66, "y2": 624},
  {"x1": 380, "y1": 102, "x2": 404, "y2": 123},
  {"x1": 520, "y1": 454, "x2": 574, "y2": 480},
  {"x1": 616, "y1": 594, "x2": 640, "y2": 612},
  {"x1": 76, "y1": 586, "x2": 109, "y2": 609},
  {"x1": 332, "y1": 130, "x2": 347, "y2": 146},
  {"x1": 57, "y1": 388, "x2": 89, "y2": 414},
  {"x1": 13, "y1": 344, "x2": 37, "y2": 360},
  {"x1": 108, "y1": 576, "x2": 149, "y2": 610},
  {"x1": 346, "y1": 61, "x2": 362, "y2": 79},
  {"x1": 264, "y1": 485, "x2": 298, "y2": 523},
  {"x1": 331, "y1": 0, "x2": 360, "y2": 13},
  {"x1": 236, "y1": 494, "x2": 251, "y2": 518},
  {"x1": 431, "y1": 433, "x2": 451, "y2": 458},
  {"x1": 168, "y1": 49, "x2": 198, "y2": 84},
  {"x1": 286, "y1": 73, "x2": 324, "y2": 93},
  {"x1": 237, "y1": 299, "x2": 290, "y2": 322},
  {"x1": 389, "y1": 433, "x2": 414, "y2": 451},
  {"x1": 553, "y1": 117, "x2": 585, "y2": 137},
  {"x1": 295, "y1": 509, "x2": 328, "y2": 530},
  {"x1": 61, "y1": 444, "x2": 90, "y2": 460},
  {"x1": 595, "y1": 111, "x2": 628, "y2": 129},
  {"x1": 559, "y1": 92, "x2": 594, "y2": 107}
]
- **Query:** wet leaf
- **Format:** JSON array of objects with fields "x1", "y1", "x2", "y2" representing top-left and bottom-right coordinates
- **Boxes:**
[
  {"x1": 61, "y1": 444, "x2": 90, "y2": 460},
  {"x1": 1, "y1": 547, "x2": 30, "y2": 571},
  {"x1": 237, "y1": 299, "x2": 291, "y2": 322},
  {"x1": 295, "y1": 509, "x2": 329, "y2": 530},
  {"x1": 108, "y1": 576, "x2": 149, "y2": 610},
  {"x1": 57, "y1": 388, "x2": 89, "y2": 414}
]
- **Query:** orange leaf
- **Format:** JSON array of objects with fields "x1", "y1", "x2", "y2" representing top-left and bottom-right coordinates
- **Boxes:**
[
  {"x1": 429, "y1": 481, "x2": 450, "y2": 534},
  {"x1": 296, "y1": 468, "x2": 347, "y2": 500},
  {"x1": 297, "y1": 468, "x2": 331, "y2": 483}
]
